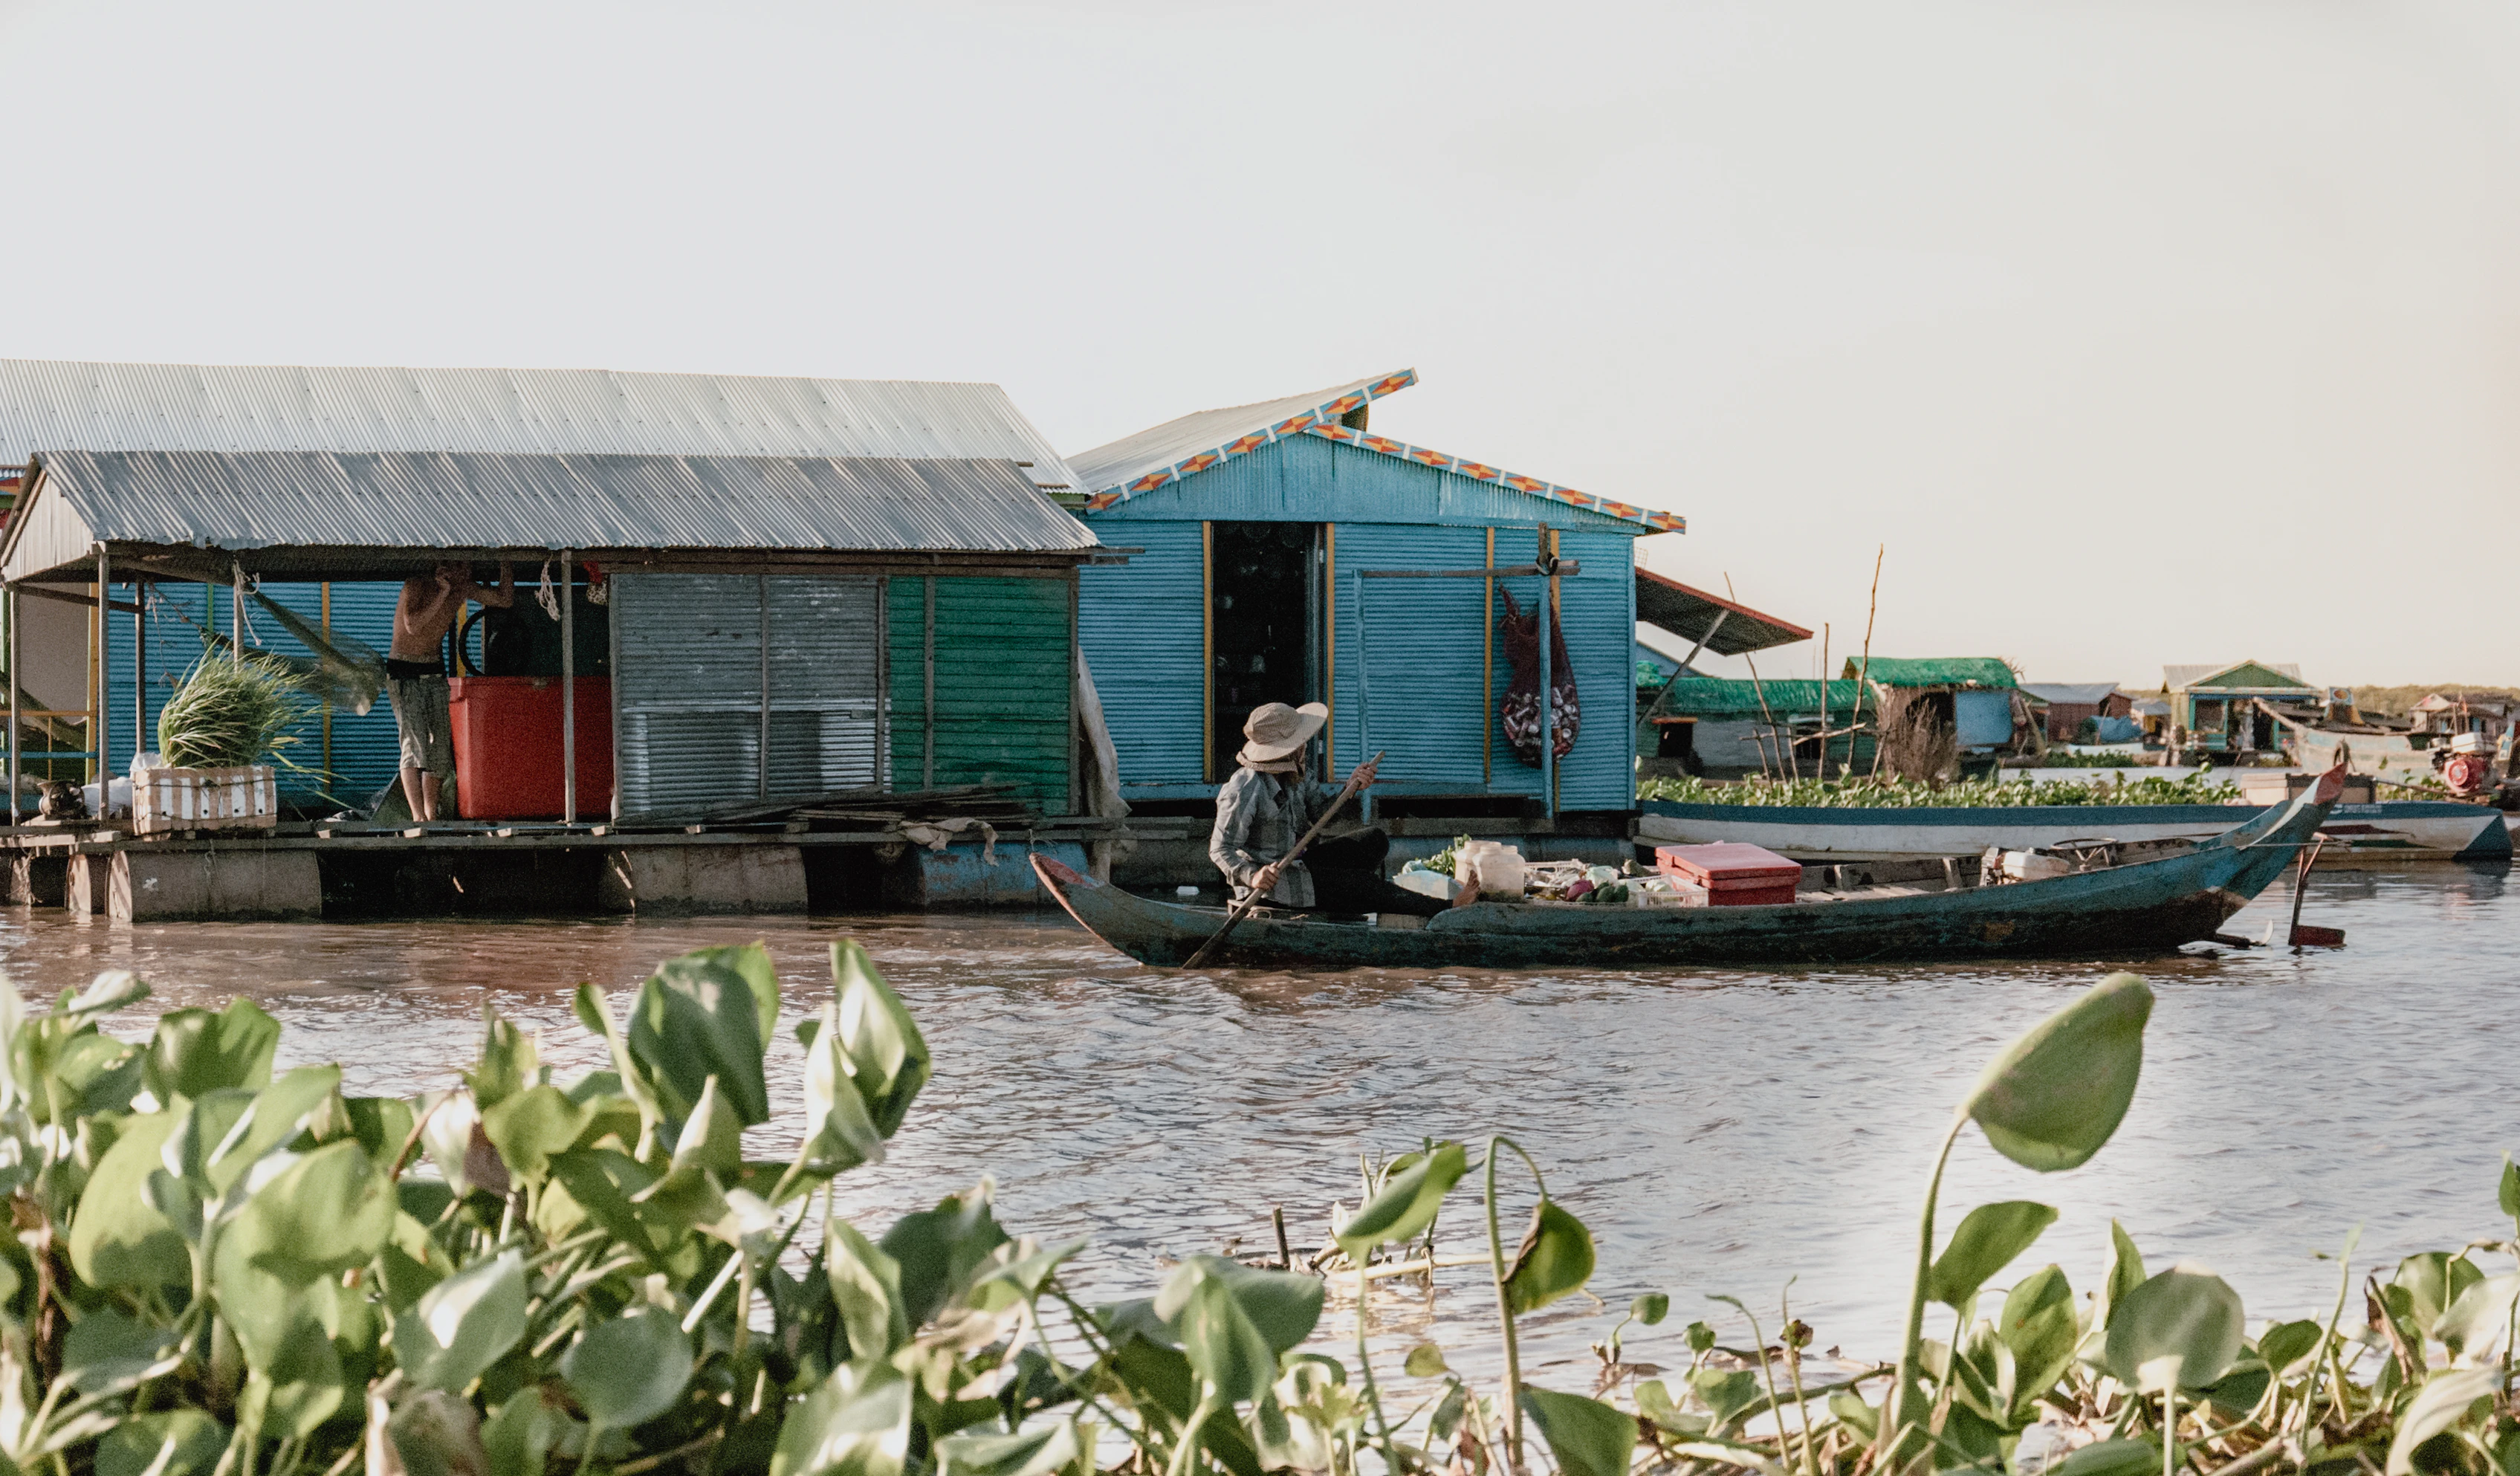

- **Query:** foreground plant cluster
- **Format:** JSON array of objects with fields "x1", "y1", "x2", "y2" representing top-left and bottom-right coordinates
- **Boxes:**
[
  {"x1": 1638, "y1": 774, "x2": 2243, "y2": 809},
  {"x1": 0, "y1": 951, "x2": 2507, "y2": 1476}
]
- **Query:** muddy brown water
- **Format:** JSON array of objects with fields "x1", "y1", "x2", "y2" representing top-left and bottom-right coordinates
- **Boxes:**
[{"x1": 2, "y1": 866, "x2": 2511, "y2": 1385}]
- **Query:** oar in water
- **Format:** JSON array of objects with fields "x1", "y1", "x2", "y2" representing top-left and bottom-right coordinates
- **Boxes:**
[{"x1": 1182, "y1": 750, "x2": 1384, "y2": 971}]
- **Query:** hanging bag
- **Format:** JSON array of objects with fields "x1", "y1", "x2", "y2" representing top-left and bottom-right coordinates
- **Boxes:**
[{"x1": 1497, "y1": 586, "x2": 1580, "y2": 767}]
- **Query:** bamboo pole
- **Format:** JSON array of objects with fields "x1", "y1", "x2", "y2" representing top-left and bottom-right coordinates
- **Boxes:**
[
  {"x1": 1858, "y1": 546, "x2": 1885, "y2": 778},
  {"x1": 1728, "y1": 574, "x2": 1789, "y2": 780},
  {"x1": 1817, "y1": 622, "x2": 1830, "y2": 778}
]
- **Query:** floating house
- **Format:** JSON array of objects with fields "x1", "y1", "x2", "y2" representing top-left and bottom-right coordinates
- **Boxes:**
[
  {"x1": 1846, "y1": 657, "x2": 2022, "y2": 780},
  {"x1": 1642, "y1": 678, "x2": 1868, "y2": 780},
  {"x1": 2409, "y1": 693, "x2": 2517, "y2": 745},
  {"x1": 1066, "y1": 370, "x2": 1685, "y2": 849},
  {"x1": 2019, "y1": 683, "x2": 2136, "y2": 743},
  {"x1": 0, "y1": 360, "x2": 1112, "y2": 916},
  {"x1": 2161, "y1": 661, "x2": 2319, "y2": 756}
]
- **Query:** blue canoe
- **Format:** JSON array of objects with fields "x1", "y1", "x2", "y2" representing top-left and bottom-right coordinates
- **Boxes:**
[{"x1": 1036, "y1": 777, "x2": 2341, "y2": 970}]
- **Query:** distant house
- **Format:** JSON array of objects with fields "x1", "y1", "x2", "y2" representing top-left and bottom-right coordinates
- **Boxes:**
[
  {"x1": 2163, "y1": 661, "x2": 2320, "y2": 756},
  {"x1": 2409, "y1": 693, "x2": 2519, "y2": 745},
  {"x1": 1645, "y1": 677, "x2": 1868, "y2": 779},
  {"x1": 2020, "y1": 682, "x2": 2134, "y2": 742},
  {"x1": 1845, "y1": 657, "x2": 2022, "y2": 780}
]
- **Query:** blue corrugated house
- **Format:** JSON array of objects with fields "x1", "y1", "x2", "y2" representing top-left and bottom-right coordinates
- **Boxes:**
[{"x1": 1069, "y1": 370, "x2": 1684, "y2": 819}]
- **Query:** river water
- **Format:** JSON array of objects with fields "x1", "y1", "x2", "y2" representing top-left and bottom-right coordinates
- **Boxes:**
[{"x1": 2, "y1": 865, "x2": 2513, "y2": 1388}]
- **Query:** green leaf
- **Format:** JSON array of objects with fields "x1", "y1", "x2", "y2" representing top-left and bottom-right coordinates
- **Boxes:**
[
  {"x1": 574, "y1": 983, "x2": 664, "y2": 1148},
  {"x1": 2050, "y1": 1438, "x2": 2163, "y2": 1476},
  {"x1": 481, "y1": 1387, "x2": 577, "y2": 1476},
  {"x1": 67, "y1": 1112, "x2": 189, "y2": 1287},
  {"x1": 629, "y1": 955, "x2": 772, "y2": 1127},
  {"x1": 1334, "y1": 1141, "x2": 1468, "y2": 1264},
  {"x1": 1154, "y1": 1256, "x2": 1322, "y2": 1355},
  {"x1": 2386, "y1": 1367, "x2": 2504, "y2": 1476},
  {"x1": 1926, "y1": 1201, "x2": 2059, "y2": 1312},
  {"x1": 935, "y1": 1419, "x2": 1081, "y2": 1476},
  {"x1": 207, "y1": 1066, "x2": 343, "y2": 1191},
  {"x1": 879, "y1": 1185, "x2": 1009, "y2": 1328},
  {"x1": 1999, "y1": 1266, "x2": 2080, "y2": 1420},
  {"x1": 1504, "y1": 1200, "x2": 1596, "y2": 1315},
  {"x1": 1961, "y1": 972, "x2": 2152, "y2": 1172},
  {"x1": 2393, "y1": 1253, "x2": 2483, "y2": 1339},
  {"x1": 62, "y1": 969, "x2": 151, "y2": 1018},
  {"x1": 1685, "y1": 1321, "x2": 1716, "y2": 1354},
  {"x1": 144, "y1": 998, "x2": 281, "y2": 1101},
  {"x1": 2255, "y1": 1320, "x2": 2322, "y2": 1375},
  {"x1": 480, "y1": 1084, "x2": 590, "y2": 1188},
  {"x1": 226, "y1": 1140, "x2": 395, "y2": 1283},
  {"x1": 60, "y1": 1307, "x2": 179, "y2": 1391},
  {"x1": 2434, "y1": 1275, "x2": 2520, "y2": 1361},
  {"x1": 1824, "y1": 1390, "x2": 1876, "y2": 1442},
  {"x1": 2102, "y1": 1264, "x2": 2246, "y2": 1393},
  {"x1": 670, "y1": 1075, "x2": 745, "y2": 1177},
  {"x1": 800, "y1": 1000, "x2": 891, "y2": 1177},
  {"x1": 827, "y1": 1217, "x2": 910, "y2": 1361},
  {"x1": 464, "y1": 1006, "x2": 538, "y2": 1110},
  {"x1": 560, "y1": 1304, "x2": 693, "y2": 1432},
  {"x1": 2095, "y1": 1220, "x2": 2145, "y2": 1331},
  {"x1": 96, "y1": 1411, "x2": 226, "y2": 1476},
  {"x1": 392, "y1": 1250, "x2": 530, "y2": 1393},
  {"x1": 771, "y1": 1359, "x2": 914, "y2": 1476},
  {"x1": 245, "y1": 1312, "x2": 346, "y2": 1438},
  {"x1": 826, "y1": 942, "x2": 930, "y2": 1137},
  {"x1": 2501, "y1": 1155, "x2": 2519, "y2": 1221},
  {"x1": 1691, "y1": 1368, "x2": 1762, "y2": 1427},
  {"x1": 383, "y1": 1388, "x2": 489, "y2": 1476},
  {"x1": 1405, "y1": 1343, "x2": 1449, "y2": 1378},
  {"x1": 1632, "y1": 1292, "x2": 1671, "y2": 1325},
  {"x1": 1162, "y1": 1263, "x2": 1278, "y2": 1404},
  {"x1": 1517, "y1": 1385, "x2": 1636, "y2": 1476}
]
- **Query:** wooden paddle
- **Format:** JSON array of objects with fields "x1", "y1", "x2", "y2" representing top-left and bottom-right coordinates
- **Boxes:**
[{"x1": 1182, "y1": 751, "x2": 1384, "y2": 970}]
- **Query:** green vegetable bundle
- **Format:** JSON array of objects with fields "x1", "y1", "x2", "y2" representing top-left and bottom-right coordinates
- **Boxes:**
[{"x1": 154, "y1": 655, "x2": 314, "y2": 769}]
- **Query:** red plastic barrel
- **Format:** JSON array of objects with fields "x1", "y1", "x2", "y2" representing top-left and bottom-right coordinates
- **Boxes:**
[{"x1": 448, "y1": 676, "x2": 614, "y2": 820}]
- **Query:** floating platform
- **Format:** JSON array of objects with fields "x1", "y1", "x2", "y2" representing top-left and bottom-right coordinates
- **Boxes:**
[{"x1": 0, "y1": 820, "x2": 1111, "y2": 922}]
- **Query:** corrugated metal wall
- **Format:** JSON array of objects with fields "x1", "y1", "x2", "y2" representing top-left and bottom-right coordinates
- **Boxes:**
[
  {"x1": 1329, "y1": 524, "x2": 1494, "y2": 787},
  {"x1": 105, "y1": 579, "x2": 404, "y2": 806},
  {"x1": 612, "y1": 572, "x2": 884, "y2": 817},
  {"x1": 1076, "y1": 521, "x2": 1205, "y2": 789},
  {"x1": 885, "y1": 574, "x2": 1073, "y2": 810},
  {"x1": 1549, "y1": 531, "x2": 1637, "y2": 809}
]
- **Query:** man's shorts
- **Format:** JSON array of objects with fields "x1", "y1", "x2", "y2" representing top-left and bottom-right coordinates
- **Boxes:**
[{"x1": 387, "y1": 675, "x2": 454, "y2": 776}]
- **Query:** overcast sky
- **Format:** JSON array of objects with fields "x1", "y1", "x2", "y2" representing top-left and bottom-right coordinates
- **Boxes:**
[{"x1": 2, "y1": 0, "x2": 2513, "y2": 687}]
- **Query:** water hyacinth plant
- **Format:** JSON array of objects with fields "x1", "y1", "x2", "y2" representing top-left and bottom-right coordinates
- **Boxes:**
[
  {"x1": 0, "y1": 951, "x2": 2502, "y2": 1476},
  {"x1": 155, "y1": 655, "x2": 317, "y2": 769},
  {"x1": 1639, "y1": 772, "x2": 2242, "y2": 809}
]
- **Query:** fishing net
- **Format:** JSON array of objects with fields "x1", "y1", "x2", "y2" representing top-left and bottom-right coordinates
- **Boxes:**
[{"x1": 1497, "y1": 586, "x2": 1579, "y2": 766}]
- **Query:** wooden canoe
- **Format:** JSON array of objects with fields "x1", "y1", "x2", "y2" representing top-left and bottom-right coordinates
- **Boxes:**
[{"x1": 1034, "y1": 772, "x2": 2344, "y2": 970}]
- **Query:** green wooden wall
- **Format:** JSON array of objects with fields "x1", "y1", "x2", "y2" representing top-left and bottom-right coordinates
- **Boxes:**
[{"x1": 887, "y1": 574, "x2": 1075, "y2": 811}]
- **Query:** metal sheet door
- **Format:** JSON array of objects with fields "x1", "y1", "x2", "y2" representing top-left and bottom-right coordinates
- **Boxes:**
[
  {"x1": 611, "y1": 572, "x2": 764, "y2": 816},
  {"x1": 765, "y1": 575, "x2": 882, "y2": 794}
]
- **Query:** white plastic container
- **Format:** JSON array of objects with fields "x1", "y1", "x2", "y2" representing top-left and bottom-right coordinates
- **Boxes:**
[
  {"x1": 1457, "y1": 841, "x2": 1526, "y2": 896},
  {"x1": 2001, "y1": 849, "x2": 2073, "y2": 882}
]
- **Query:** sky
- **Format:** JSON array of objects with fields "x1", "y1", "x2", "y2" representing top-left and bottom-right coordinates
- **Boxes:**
[{"x1": 1, "y1": 0, "x2": 2515, "y2": 688}]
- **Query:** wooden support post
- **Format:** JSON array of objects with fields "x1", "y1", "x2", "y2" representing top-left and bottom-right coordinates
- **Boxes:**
[
  {"x1": 95, "y1": 545, "x2": 110, "y2": 783},
  {"x1": 1537, "y1": 526, "x2": 1555, "y2": 819},
  {"x1": 5, "y1": 584, "x2": 15, "y2": 823},
  {"x1": 133, "y1": 576, "x2": 146, "y2": 768},
  {"x1": 757, "y1": 573, "x2": 771, "y2": 801},
  {"x1": 561, "y1": 551, "x2": 577, "y2": 825}
]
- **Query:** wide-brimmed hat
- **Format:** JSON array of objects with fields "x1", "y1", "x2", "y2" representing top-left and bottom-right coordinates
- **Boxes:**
[{"x1": 1238, "y1": 702, "x2": 1329, "y2": 766}]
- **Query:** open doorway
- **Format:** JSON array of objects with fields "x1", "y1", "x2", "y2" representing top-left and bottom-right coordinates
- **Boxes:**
[{"x1": 1209, "y1": 521, "x2": 1321, "y2": 780}]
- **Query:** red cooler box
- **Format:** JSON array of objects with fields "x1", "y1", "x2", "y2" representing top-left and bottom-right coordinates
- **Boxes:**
[
  {"x1": 1654, "y1": 842, "x2": 1803, "y2": 906},
  {"x1": 449, "y1": 676, "x2": 615, "y2": 820}
]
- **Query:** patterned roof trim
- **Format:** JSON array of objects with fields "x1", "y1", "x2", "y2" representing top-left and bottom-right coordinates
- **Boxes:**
[
  {"x1": 1082, "y1": 371, "x2": 1419, "y2": 507},
  {"x1": 1080, "y1": 376, "x2": 1684, "y2": 535}
]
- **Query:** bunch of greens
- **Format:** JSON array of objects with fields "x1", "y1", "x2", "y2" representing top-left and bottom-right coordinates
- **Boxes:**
[
  {"x1": 154, "y1": 655, "x2": 316, "y2": 768},
  {"x1": 1641, "y1": 769, "x2": 2242, "y2": 809},
  {"x1": 1421, "y1": 836, "x2": 1478, "y2": 878}
]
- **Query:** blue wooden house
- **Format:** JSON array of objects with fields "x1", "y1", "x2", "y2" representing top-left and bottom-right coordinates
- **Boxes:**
[{"x1": 1069, "y1": 370, "x2": 1685, "y2": 817}]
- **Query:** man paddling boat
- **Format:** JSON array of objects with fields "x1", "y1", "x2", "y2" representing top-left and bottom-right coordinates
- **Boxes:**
[{"x1": 1208, "y1": 702, "x2": 1455, "y2": 917}]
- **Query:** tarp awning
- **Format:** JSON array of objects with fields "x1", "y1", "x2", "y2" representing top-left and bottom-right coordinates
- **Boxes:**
[
  {"x1": 1633, "y1": 570, "x2": 1809, "y2": 656},
  {"x1": 1849, "y1": 656, "x2": 2016, "y2": 690}
]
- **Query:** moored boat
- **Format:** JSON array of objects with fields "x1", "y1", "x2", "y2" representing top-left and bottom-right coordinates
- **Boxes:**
[
  {"x1": 1037, "y1": 771, "x2": 2345, "y2": 969},
  {"x1": 1635, "y1": 797, "x2": 2510, "y2": 865}
]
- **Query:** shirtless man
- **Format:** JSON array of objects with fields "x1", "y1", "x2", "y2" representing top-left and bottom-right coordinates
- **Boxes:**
[{"x1": 388, "y1": 562, "x2": 513, "y2": 820}]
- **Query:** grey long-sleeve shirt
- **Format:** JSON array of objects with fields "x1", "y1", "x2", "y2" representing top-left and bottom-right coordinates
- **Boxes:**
[{"x1": 1209, "y1": 765, "x2": 1335, "y2": 907}]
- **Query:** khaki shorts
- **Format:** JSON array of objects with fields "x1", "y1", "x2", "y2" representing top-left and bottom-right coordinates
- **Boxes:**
[{"x1": 387, "y1": 675, "x2": 453, "y2": 775}]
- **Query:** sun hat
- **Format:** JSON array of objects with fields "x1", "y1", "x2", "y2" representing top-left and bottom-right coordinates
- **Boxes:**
[{"x1": 1238, "y1": 702, "x2": 1329, "y2": 769}]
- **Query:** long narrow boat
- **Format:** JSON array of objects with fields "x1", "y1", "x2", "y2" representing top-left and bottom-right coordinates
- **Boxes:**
[
  {"x1": 1636, "y1": 797, "x2": 2510, "y2": 865},
  {"x1": 1036, "y1": 771, "x2": 2344, "y2": 969}
]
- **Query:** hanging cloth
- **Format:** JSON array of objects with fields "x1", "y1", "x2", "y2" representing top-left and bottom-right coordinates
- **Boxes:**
[{"x1": 1497, "y1": 586, "x2": 1579, "y2": 768}]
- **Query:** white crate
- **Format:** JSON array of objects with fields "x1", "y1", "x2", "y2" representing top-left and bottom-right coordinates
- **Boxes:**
[{"x1": 132, "y1": 765, "x2": 279, "y2": 835}]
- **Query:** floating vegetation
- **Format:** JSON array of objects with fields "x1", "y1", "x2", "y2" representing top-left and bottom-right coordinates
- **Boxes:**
[
  {"x1": 1642, "y1": 771, "x2": 2244, "y2": 809},
  {"x1": 0, "y1": 952, "x2": 2498, "y2": 1476}
]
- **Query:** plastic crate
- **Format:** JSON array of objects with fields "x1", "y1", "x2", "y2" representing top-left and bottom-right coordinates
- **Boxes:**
[{"x1": 132, "y1": 765, "x2": 279, "y2": 835}]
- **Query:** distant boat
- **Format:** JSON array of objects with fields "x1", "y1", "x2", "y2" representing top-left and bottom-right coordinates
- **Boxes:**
[
  {"x1": 1035, "y1": 777, "x2": 2344, "y2": 969},
  {"x1": 1635, "y1": 797, "x2": 2510, "y2": 865}
]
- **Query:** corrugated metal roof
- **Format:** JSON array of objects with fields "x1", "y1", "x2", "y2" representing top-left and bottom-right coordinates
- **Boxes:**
[
  {"x1": 2020, "y1": 682, "x2": 2125, "y2": 706},
  {"x1": 2163, "y1": 661, "x2": 2311, "y2": 692},
  {"x1": 10, "y1": 450, "x2": 1098, "y2": 577},
  {"x1": 1066, "y1": 371, "x2": 1409, "y2": 496},
  {"x1": 1635, "y1": 569, "x2": 1807, "y2": 655},
  {"x1": 0, "y1": 359, "x2": 1082, "y2": 491},
  {"x1": 1849, "y1": 657, "x2": 2018, "y2": 690}
]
